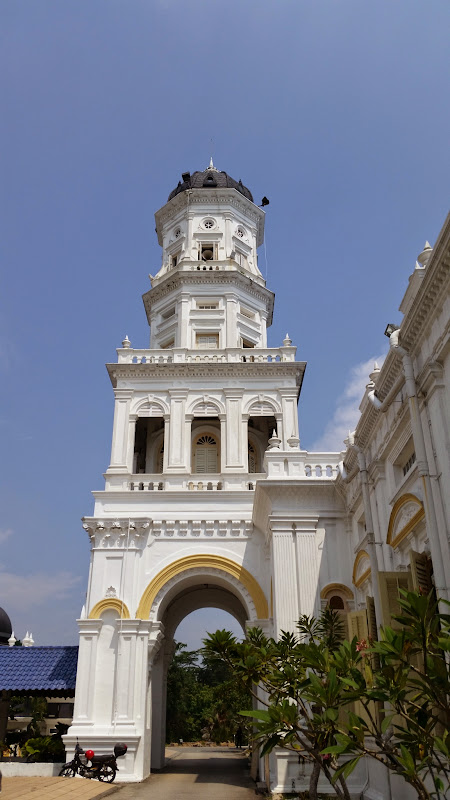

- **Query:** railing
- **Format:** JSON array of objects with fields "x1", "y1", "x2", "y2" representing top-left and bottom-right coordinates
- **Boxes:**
[
  {"x1": 264, "y1": 451, "x2": 342, "y2": 480},
  {"x1": 121, "y1": 473, "x2": 266, "y2": 492},
  {"x1": 117, "y1": 346, "x2": 297, "y2": 365}
]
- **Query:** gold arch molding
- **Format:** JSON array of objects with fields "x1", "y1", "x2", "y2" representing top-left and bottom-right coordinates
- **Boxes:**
[
  {"x1": 136, "y1": 554, "x2": 269, "y2": 620},
  {"x1": 387, "y1": 493, "x2": 425, "y2": 548},
  {"x1": 89, "y1": 598, "x2": 130, "y2": 620},
  {"x1": 320, "y1": 582, "x2": 354, "y2": 600},
  {"x1": 352, "y1": 550, "x2": 371, "y2": 588}
]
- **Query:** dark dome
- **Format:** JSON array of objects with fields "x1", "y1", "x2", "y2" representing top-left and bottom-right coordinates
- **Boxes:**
[
  {"x1": 168, "y1": 167, "x2": 253, "y2": 202},
  {"x1": 0, "y1": 606, "x2": 12, "y2": 644}
]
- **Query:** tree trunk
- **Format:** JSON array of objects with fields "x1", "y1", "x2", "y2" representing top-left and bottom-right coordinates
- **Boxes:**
[{"x1": 308, "y1": 759, "x2": 321, "y2": 800}]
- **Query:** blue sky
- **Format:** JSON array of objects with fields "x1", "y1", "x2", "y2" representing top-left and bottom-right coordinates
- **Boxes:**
[{"x1": 1, "y1": 0, "x2": 449, "y2": 648}]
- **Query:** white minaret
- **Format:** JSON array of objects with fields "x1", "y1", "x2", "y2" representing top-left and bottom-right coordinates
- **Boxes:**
[
  {"x1": 145, "y1": 160, "x2": 272, "y2": 351},
  {"x1": 66, "y1": 163, "x2": 315, "y2": 784}
]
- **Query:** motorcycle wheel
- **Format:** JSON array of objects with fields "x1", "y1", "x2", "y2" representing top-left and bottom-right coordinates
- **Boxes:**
[
  {"x1": 59, "y1": 763, "x2": 76, "y2": 777},
  {"x1": 98, "y1": 764, "x2": 116, "y2": 783}
]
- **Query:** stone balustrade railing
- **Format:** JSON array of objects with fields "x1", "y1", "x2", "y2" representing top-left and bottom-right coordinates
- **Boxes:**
[
  {"x1": 126, "y1": 473, "x2": 266, "y2": 492},
  {"x1": 116, "y1": 346, "x2": 297, "y2": 365},
  {"x1": 264, "y1": 450, "x2": 342, "y2": 480}
]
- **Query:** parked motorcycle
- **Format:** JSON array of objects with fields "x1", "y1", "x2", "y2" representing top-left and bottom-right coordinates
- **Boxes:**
[{"x1": 59, "y1": 741, "x2": 127, "y2": 782}]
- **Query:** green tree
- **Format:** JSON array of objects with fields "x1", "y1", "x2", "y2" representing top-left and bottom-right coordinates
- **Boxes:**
[
  {"x1": 203, "y1": 593, "x2": 450, "y2": 800},
  {"x1": 165, "y1": 642, "x2": 252, "y2": 745}
]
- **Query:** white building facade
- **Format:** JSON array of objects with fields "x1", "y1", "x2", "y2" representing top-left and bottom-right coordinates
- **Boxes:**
[{"x1": 65, "y1": 165, "x2": 450, "y2": 798}]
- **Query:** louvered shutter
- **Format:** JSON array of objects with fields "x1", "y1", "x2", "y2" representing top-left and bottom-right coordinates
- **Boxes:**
[
  {"x1": 409, "y1": 551, "x2": 433, "y2": 594},
  {"x1": 378, "y1": 572, "x2": 411, "y2": 628},
  {"x1": 347, "y1": 611, "x2": 369, "y2": 643},
  {"x1": 194, "y1": 436, "x2": 218, "y2": 474}
]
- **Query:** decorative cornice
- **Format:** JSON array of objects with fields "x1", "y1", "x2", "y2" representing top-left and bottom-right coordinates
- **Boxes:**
[
  {"x1": 142, "y1": 269, "x2": 273, "y2": 323},
  {"x1": 107, "y1": 361, "x2": 306, "y2": 391},
  {"x1": 82, "y1": 517, "x2": 151, "y2": 550},
  {"x1": 151, "y1": 519, "x2": 253, "y2": 539}
]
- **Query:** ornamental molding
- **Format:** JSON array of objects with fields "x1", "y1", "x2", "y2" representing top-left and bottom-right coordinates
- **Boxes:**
[
  {"x1": 108, "y1": 362, "x2": 305, "y2": 388},
  {"x1": 131, "y1": 395, "x2": 169, "y2": 416},
  {"x1": 148, "y1": 566, "x2": 258, "y2": 624},
  {"x1": 387, "y1": 493, "x2": 425, "y2": 548},
  {"x1": 143, "y1": 270, "x2": 273, "y2": 310},
  {"x1": 82, "y1": 517, "x2": 151, "y2": 550},
  {"x1": 352, "y1": 550, "x2": 371, "y2": 587},
  {"x1": 320, "y1": 582, "x2": 354, "y2": 600},
  {"x1": 155, "y1": 191, "x2": 264, "y2": 244},
  {"x1": 150, "y1": 519, "x2": 253, "y2": 539}
]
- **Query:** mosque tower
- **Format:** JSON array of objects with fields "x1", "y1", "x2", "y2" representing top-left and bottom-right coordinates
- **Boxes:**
[{"x1": 65, "y1": 163, "x2": 345, "y2": 784}]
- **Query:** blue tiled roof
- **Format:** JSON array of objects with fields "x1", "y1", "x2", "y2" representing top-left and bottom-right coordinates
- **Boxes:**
[{"x1": 0, "y1": 646, "x2": 78, "y2": 693}]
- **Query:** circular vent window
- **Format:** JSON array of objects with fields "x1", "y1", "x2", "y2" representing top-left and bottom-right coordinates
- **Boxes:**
[
  {"x1": 236, "y1": 227, "x2": 245, "y2": 238},
  {"x1": 174, "y1": 228, "x2": 181, "y2": 238},
  {"x1": 203, "y1": 218, "x2": 215, "y2": 229}
]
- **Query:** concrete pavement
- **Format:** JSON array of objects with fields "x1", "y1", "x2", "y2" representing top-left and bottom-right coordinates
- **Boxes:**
[
  {"x1": 114, "y1": 747, "x2": 256, "y2": 800},
  {"x1": 1, "y1": 775, "x2": 117, "y2": 799},
  {"x1": 0, "y1": 747, "x2": 256, "y2": 800}
]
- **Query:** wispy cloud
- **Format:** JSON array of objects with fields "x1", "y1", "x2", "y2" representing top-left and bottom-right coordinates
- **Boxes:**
[
  {"x1": 311, "y1": 354, "x2": 386, "y2": 452},
  {"x1": 0, "y1": 569, "x2": 82, "y2": 612},
  {"x1": 0, "y1": 529, "x2": 13, "y2": 544}
]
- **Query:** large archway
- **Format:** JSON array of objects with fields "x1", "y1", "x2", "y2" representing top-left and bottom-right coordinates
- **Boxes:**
[{"x1": 143, "y1": 559, "x2": 266, "y2": 771}]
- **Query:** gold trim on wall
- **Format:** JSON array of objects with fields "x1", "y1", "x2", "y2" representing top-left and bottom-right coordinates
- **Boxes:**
[
  {"x1": 88, "y1": 598, "x2": 130, "y2": 620},
  {"x1": 136, "y1": 554, "x2": 269, "y2": 620},
  {"x1": 352, "y1": 550, "x2": 371, "y2": 588},
  {"x1": 387, "y1": 493, "x2": 425, "y2": 548}
]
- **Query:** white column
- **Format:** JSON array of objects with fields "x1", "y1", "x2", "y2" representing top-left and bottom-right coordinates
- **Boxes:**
[
  {"x1": 223, "y1": 390, "x2": 244, "y2": 470},
  {"x1": 167, "y1": 390, "x2": 188, "y2": 471},
  {"x1": 294, "y1": 518, "x2": 320, "y2": 619},
  {"x1": 275, "y1": 413, "x2": 284, "y2": 449},
  {"x1": 271, "y1": 520, "x2": 299, "y2": 636},
  {"x1": 108, "y1": 390, "x2": 133, "y2": 472}
]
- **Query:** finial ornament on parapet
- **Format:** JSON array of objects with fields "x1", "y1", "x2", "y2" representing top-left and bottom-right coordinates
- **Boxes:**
[
  {"x1": 283, "y1": 333, "x2": 292, "y2": 347},
  {"x1": 122, "y1": 335, "x2": 131, "y2": 349},
  {"x1": 417, "y1": 241, "x2": 433, "y2": 267}
]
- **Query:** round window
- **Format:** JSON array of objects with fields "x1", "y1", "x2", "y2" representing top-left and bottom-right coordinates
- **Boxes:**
[
  {"x1": 174, "y1": 228, "x2": 181, "y2": 238},
  {"x1": 203, "y1": 219, "x2": 215, "y2": 229},
  {"x1": 236, "y1": 227, "x2": 245, "y2": 238}
]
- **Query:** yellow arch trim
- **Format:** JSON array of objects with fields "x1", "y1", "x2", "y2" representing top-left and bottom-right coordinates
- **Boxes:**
[
  {"x1": 136, "y1": 555, "x2": 269, "y2": 620},
  {"x1": 89, "y1": 599, "x2": 130, "y2": 620},
  {"x1": 352, "y1": 550, "x2": 371, "y2": 588},
  {"x1": 320, "y1": 582, "x2": 354, "y2": 600},
  {"x1": 387, "y1": 493, "x2": 425, "y2": 548}
]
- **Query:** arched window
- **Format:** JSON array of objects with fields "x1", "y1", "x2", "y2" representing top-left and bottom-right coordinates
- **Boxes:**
[
  {"x1": 194, "y1": 434, "x2": 218, "y2": 474},
  {"x1": 328, "y1": 595, "x2": 345, "y2": 610},
  {"x1": 248, "y1": 441, "x2": 258, "y2": 473}
]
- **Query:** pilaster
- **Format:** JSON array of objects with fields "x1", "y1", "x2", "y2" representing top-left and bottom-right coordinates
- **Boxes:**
[
  {"x1": 167, "y1": 390, "x2": 189, "y2": 471},
  {"x1": 72, "y1": 619, "x2": 103, "y2": 723},
  {"x1": 223, "y1": 389, "x2": 244, "y2": 470},
  {"x1": 270, "y1": 518, "x2": 299, "y2": 636},
  {"x1": 109, "y1": 390, "x2": 133, "y2": 472},
  {"x1": 294, "y1": 518, "x2": 320, "y2": 618}
]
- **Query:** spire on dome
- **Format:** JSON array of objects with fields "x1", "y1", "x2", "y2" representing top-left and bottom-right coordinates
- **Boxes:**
[{"x1": 206, "y1": 156, "x2": 219, "y2": 172}]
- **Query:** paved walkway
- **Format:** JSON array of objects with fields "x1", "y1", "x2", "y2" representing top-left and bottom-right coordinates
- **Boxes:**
[
  {"x1": 114, "y1": 747, "x2": 256, "y2": 800},
  {"x1": 0, "y1": 748, "x2": 256, "y2": 800},
  {"x1": 1, "y1": 775, "x2": 117, "y2": 799}
]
